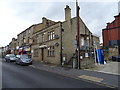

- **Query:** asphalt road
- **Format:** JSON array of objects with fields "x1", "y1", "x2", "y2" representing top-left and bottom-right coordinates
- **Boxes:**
[{"x1": 1, "y1": 58, "x2": 112, "y2": 88}]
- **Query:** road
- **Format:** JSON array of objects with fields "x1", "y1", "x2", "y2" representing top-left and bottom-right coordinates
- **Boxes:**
[{"x1": 1, "y1": 58, "x2": 112, "y2": 88}]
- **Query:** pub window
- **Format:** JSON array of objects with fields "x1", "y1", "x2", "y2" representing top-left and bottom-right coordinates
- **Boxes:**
[
  {"x1": 48, "y1": 32, "x2": 50, "y2": 40},
  {"x1": 42, "y1": 33, "x2": 45, "y2": 42},
  {"x1": 81, "y1": 37, "x2": 84, "y2": 46},
  {"x1": 48, "y1": 46, "x2": 55, "y2": 57},
  {"x1": 50, "y1": 32, "x2": 52, "y2": 40},
  {"x1": 52, "y1": 32, "x2": 55, "y2": 39},
  {"x1": 48, "y1": 31, "x2": 55, "y2": 40}
]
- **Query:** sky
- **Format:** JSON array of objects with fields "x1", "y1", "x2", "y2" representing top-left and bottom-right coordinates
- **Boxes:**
[{"x1": 0, "y1": 0, "x2": 119, "y2": 47}]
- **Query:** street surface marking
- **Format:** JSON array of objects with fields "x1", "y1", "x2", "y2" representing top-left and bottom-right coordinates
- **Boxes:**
[
  {"x1": 50, "y1": 66, "x2": 56, "y2": 67},
  {"x1": 78, "y1": 75, "x2": 103, "y2": 82}
]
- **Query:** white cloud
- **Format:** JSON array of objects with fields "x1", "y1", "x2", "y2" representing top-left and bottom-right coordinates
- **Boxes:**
[
  {"x1": 0, "y1": 1, "x2": 118, "y2": 46},
  {"x1": 0, "y1": 2, "x2": 32, "y2": 46},
  {"x1": 4, "y1": 0, "x2": 119, "y2": 2}
]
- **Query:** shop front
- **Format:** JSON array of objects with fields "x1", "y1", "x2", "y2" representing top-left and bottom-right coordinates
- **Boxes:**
[
  {"x1": 18, "y1": 47, "x2": 24, "y2": 55},
  {"x1": 24, "y1": 46, "x2": 31, "y2": 58},
  {"x1": 18, "y1": 46, "x2": 31, "y2": 58}
]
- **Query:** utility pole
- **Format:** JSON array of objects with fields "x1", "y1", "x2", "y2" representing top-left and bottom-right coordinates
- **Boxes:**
[{"x1": 76, "y1": 0, "x2": 81, "y2": 69}]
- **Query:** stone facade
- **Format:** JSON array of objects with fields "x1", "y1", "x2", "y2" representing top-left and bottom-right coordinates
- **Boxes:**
[
  {"x1": 17, "y1": 25, "x2": 34, "y2": 55},
  {"x1": 17, "y1": 25, "x2": 34, "y2": 47},
  {"x1": 8, "y1": 38, "x2": 17, "y2": 54},
  {"x1": 108, "y1": 46, "x2": 119, "y2": 59},
  {"x1": 92, "y1": 35, "x2": 100, "y2": 49},
  {"x1": 33, "y1": 17, "x2": 57, "y2": 34},
  {"x1": 31, "y1": 5, "x2": 99, "y2": 67},
  {"x1": 0, "y1": 47, "x2": 3, "y2": 58},
  {"x1": 5, "y1": 5, "x2": 100, "y2": 67},
  {"x1": 32, "y1": 22, "x2": 61, "y2": 64}
]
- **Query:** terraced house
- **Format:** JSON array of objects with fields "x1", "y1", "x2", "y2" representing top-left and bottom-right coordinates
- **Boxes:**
[
  {"x1": 17, "y1": 25, "x2": 34, "y2": 56},
  {"x1": 31, "y1": 5, "x2": 99, "y2": 67},
  {"x1": 5, "y1": 5, "x2": 99, "y2": 67}
]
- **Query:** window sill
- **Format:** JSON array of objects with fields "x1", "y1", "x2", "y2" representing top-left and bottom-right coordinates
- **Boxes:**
[
  {"x1": 47, "y1": 56, "x2": 55, "y2": 57},
  {"x1": 42, "y1": 38, "x2": 59, "y2": 43}
]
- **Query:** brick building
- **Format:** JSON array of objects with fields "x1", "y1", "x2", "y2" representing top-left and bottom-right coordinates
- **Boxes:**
[{"x1": 102, "y1": 13, "x2": 120, "y2": 59}]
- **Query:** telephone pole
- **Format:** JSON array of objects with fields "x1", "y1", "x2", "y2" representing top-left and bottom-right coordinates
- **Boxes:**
[{"x1": 76, "y1": 0, "x2": 81, "y2": 69}]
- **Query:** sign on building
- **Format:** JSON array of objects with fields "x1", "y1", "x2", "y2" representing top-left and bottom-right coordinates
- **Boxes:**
[{"x1": 85, "y1": 53, "x2": 89, "y2": 57}]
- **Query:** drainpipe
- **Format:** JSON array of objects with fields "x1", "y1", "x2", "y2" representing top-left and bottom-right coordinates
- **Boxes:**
[
  {"x1": 60, "y1": 22, "x2": 63, "y2": 66},
  {"x1": 85, "y1": 26, "x2": 88, "y2": 68},
  {"x1": 118, "y1": 45, "x2": 120, "y2": 55},
  {"x1": 89, "y1": 31, "x2": 92, "y2": 67}
]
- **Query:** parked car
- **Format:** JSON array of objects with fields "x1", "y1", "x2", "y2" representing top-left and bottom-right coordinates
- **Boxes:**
[
  {"x1": 112, "y1": 55, "x2": 120, "y2": 62},
  {"x1": 5, "y1": 54, "x2": 17, "y2": 62},
  {"x1": 15, "y1": 55, "x2": 32, "y2": 65},
  {"x1": 16, "y1": 55, "x2": 21, "y2": 58}
]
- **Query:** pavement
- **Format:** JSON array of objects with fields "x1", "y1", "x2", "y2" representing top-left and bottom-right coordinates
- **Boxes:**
[
  {"x1": 30, "y1": 60, "x2": 120, "y2": 88},
  {"x1": 85, "y1": 61, "x2": 120, "y2": 75},
  {"x1": 2, "y1": 59, "x2": 111, "y2": 88}
]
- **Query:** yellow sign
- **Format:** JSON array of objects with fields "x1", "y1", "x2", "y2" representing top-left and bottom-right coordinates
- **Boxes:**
[{"x1": 25, "y1": 47, "x2": 30, "y2": 51}]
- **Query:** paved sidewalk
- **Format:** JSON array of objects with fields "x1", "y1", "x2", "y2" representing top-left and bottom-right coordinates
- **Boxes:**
[
  {"x1": 85, "y1": 61, "x2": 120, "y2": 75},
  {"x1": 29, "y1": 61, "x2": 119, "y2": 88}
]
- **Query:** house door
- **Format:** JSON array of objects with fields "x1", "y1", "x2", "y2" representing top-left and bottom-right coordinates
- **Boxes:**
[{"x1": 41, "y1": 48, "x2": 44, "y2": 61}]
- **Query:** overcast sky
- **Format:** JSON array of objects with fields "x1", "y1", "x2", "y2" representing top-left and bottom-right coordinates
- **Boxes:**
[{"x1": 0, "y1": 0, "x2": 119, "y2": 47}]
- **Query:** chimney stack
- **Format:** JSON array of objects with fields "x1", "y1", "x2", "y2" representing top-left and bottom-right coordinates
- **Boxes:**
[
  {"x1": 42, "y1": 17, "x2": 47, "y2": 24},
  {"x1": 106, "y1": 22, "x2": 110, "y2": 29},
  {"x1": 42, "y1": 17, "x2": 47, "y2": 28},
  {"x1": 65, "y1": 5, "x2": 71, "y2": 21}
]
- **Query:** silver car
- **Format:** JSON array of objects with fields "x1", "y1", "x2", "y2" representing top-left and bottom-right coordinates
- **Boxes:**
[
  {"x1": 5, "y1": 54, "x2": 17, "y2": 62},
  {"x1": 15, "y1": 55, "x2": 32, "y2": 65}
]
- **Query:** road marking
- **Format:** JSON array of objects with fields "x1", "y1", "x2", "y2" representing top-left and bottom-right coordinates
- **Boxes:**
[
  {"x1": 78, "y1": 75, "x2": 103, "y2": 82},
  {"x1": 30, "y1": 65, "x2": 116, "y2": 88}
]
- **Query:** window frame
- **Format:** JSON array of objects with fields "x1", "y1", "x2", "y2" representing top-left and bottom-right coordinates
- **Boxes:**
[
  {"x1": 47, "y1": 46, "x2": 55, "y2": 57},
  {"x1": 48, "y1": 31, "x2": 55, "y2": 41}
]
